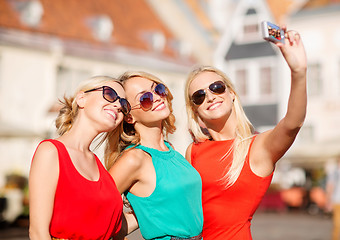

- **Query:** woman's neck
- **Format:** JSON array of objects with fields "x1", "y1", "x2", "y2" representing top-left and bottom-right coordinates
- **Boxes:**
[
  {"x1": 135, "y1": 124, "x2": 168, "y2": 151},
  {"x1": 205, "y1": 114, "x2": 237, "y2": 141},
  {"x1": 57, "y1": 119, "x2": 97, "y2": 152},
  {"x1": 208, "y1": 128, "x2": 235, "y2": 141}
]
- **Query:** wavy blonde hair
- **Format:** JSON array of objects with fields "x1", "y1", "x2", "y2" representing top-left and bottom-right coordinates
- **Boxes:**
[
  {"x1": 55, "y1": 75, "x2": 124, "y2": 153},
  {"x1": 105, "y1": 71, "x2": 176, "y2": 170},
  {"x1": 185, "y1": 66, "x2": 255, "y2": 188}
]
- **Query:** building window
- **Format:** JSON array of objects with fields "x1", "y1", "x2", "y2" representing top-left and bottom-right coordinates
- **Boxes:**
[
  {"x1": 307, "y1": 63, "x2": 322, "y2": 96},
  {"x1": 87, "y1": 15, "x2": 114, "y2": 42},
  {"x1": 259, "y1": 66, "x2": 273, "y2": 95},
  {"x1": 243, "y1": 23, "x2": 258, "y2": 37},
  {"x1": 246, "y1": 7, "x2": 257, "y2": 15},
  {"x1": 56, "y1": 66, "x2": 90, "y2": 99},
  {"x1": 11, "y1": 0, "x2": 44, "y2": 28},
  {"x1": 235, "y1": 69, "x2": 248, "y2": 97},
  {"x1": 237, "y1": 7, "x2": 260, "y2": 42},
  {"x1": 241, "y1": 21, "x2": 260, "y2": 42}
]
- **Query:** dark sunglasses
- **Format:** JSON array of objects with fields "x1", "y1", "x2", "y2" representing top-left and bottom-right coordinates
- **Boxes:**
[
  {"x1": 131, "y1": 83, "x2": 168, "y2": 111},
  {"x1": 191, "y1": 81, "x2": 226, "y2": 105},
  {"x1": 84, "y1": 86, "x2": 131, "y2": 115}
]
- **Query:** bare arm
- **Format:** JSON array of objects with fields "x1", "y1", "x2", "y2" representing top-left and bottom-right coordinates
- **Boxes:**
[
  {"x1": 113, "y1": 212, "x2": 138, "y2": 240},
  {"x1": 251, "y1": 27, "x2": 307, "y2": 176},
  {"x1": 108, "y1": 149, "x2": 145, "y2": 194},
  {"x1": 109, "y1": 149, "x2": 149, "y2": 236},
  {"x1": 124, "y1": 211, "x2": 139, "y2": 234},
  {"x1": 29, "y1": 142, "x2": 59, "y2": 240}
]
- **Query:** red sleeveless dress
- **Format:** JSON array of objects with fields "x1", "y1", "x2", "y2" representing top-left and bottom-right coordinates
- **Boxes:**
[
  {"x1": 34, "y1": 139, "x2": 123, "y2": 239},
  {"x1": 191, "y1": 137, "x2": 273, "y2": 240}
]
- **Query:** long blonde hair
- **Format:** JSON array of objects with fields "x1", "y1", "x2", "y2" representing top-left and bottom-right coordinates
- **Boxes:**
[
  {"x1": 185, "y1": 66, "x2": 255, "y2": 188},
  {"x1": 105, "y1": 71, "x2": 176, "y2": 170},
  {"x1": 55, "y1": 75, "x2": 123, "y2": 153}
]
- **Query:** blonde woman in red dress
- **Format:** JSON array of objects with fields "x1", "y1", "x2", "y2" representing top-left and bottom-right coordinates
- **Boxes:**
[
  {"x1": 184, "y1": 27, "x2": 307, "y2": 239},
  {"x1": 29, "y1": 76, "x2": 131, "y2": 239}
]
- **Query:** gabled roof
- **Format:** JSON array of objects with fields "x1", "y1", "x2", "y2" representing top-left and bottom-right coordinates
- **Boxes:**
[
  {"x1": 285, "y1": 0, "x2": 340, "y2": 21},
  {"x1": 302, "y1": 0, "x2": 340, "y2": 9},
  {"x1": 0, "y1": 0, "x2": 194, "y2": 65},
  {"x1": 215, "y1": 0, "x2": 319, "y2": 63},
  {"x1": 266, "y1": 0, "x2": 340, "y2": 22},
  {"x1": 214, "y1": 0, "x2": 279, "y2": 64},
  {"x1": 184, "y1": 0, "x2": 216, "y2": 36},
  {"x1": 293, "y1": 0, "x2": 340, "y2": 17},
  {"x1": 266, "y1": 0, "x2": 305, "y2": 23}
]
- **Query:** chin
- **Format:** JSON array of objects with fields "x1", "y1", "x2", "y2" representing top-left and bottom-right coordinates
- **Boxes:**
[
  {"x1": 161, "y1": 110, "x2": 171, "y2": 119},
  {"x1": 103, "y1": 121, "x2": 120, "y2": 132}
]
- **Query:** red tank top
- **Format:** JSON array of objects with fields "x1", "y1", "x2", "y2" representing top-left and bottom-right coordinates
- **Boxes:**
[
  {"x1": 37, "y1": 139, "x2": 123, "y2": 239},
  {"x1": 191, "y1": 137, "x2": 273, "y2": 240}
]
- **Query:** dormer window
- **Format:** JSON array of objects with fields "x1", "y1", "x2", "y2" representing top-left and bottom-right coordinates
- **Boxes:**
[
  {"x1": 11, "y1": 0, "x2": 44, "y2": 28},
  {"x1": 87, "y1": 15, "x2": 114, "y2": 42},
  {"x1": 170, "y1": 39, "x2": 192, "y2": 58},
  {"x1": 237, "y1": 7, "x2": 261, "y2": 43},
  {"x1": 149, "y1": 32, "x2": 165, "y2": 53},
  {"x1": 243, "y1": 23, "x2": 259, "y2": 36},
  {"x1": 246, "y1": 8, "x2": 257, "y2": 15},
  {"x1": 141, "y1": 31, "x2": 166, "y2": 53}
]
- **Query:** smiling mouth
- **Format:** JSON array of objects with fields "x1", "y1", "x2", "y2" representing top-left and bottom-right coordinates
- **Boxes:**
[
  {"x1": 153, "y1": 102, "x2": 165, "y2": 111},
  {"x1": 105, "y1": 109, "x2": 117, "y2": 120},
  {"x1": 207, "y1": 102, "x2": 221, "y2": 110}
]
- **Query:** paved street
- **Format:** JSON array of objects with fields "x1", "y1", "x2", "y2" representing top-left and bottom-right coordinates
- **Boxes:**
[
  {"x1": 0, "y1": 211, "x2": 332, "y2": 240},
  {"x1": 127, "y1": 211, "x2": 332, "y2": 240},
  {"x1": 251, "y1": 211, "x2": 332, "y2": 240}
]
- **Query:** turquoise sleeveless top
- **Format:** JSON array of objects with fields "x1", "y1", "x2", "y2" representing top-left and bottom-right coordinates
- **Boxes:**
[{"x1": 125, "y1": 141, "x2": 203, "y2": 240}]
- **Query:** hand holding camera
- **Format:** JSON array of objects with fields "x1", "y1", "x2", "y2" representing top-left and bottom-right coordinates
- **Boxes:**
[
  {"x1": 261, "y1": 21, "x2": 306, "y2": 76},
  {"x1": 261, "y1": 21, "x2": 285, "y2": 44}
]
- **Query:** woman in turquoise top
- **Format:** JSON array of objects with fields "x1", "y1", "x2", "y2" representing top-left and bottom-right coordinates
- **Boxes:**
[{"x1": 105, "y1": 71, "x2": 203, "y2": 240}]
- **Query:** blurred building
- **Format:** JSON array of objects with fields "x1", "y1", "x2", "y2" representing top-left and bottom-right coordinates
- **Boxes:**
[
  {"x1": 212, "y1": 0, "x2": 340, "y2": 173},
  {"x1": 286, "y1": 1, "x2": 340, "y2": 169},
  {"x1": 0, "y1": 0, "x2": 340, "y2": 191},
  {"x1": 0, "y1": 0, "x2": 216, "y2": 187}
]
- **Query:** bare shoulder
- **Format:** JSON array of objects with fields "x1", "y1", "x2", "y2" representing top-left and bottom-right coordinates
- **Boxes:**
[
  {"x1": 114, "y1": 148, "x2": 150, "y2": 169},
  {"x1": 185, "y1": 143, "x2": 194, "y2": 164},
  {"x1": 108, "y1": 147, "x2": 151, "y2": 192},
  {"x1": 32, "y1": 141, "x2": 59, "y2": 166},
  {"x1": 29, "y1": 141, "x2": 59, "y2": 186}
]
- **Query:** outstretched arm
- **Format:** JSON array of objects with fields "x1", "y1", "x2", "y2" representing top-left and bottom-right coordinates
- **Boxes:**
[{"x1": 251, "y1": 27, "x2": 307, "y2": 176}]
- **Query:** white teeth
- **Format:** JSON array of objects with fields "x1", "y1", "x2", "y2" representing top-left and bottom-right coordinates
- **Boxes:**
[
  {"x1": 154, "y1": 103, "x2": 164, "y2": 111},
  {"x1": 208, "y1": 102, "x2": 220, "y2": 110},
  {"x1": 106, "y1": 110, "x2": 117, "y2": 120}
]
